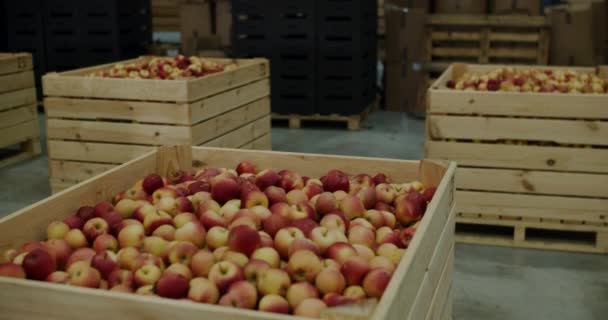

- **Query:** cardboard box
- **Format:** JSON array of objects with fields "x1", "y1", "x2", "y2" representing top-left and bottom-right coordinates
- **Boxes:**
[
  {"x1": 179, "y1": 0, "x2": 213, "y2": 55},
  {"x1": 215, "y1": 0, "x2": 231, "y2": 47},
  {"x1": 434, "y1": 0, "x2": 487, "y2": 14},
  {"x1": 386, "y1": 8, "x2": 427, "y2": 62},
  {"x1": 547, "y1": 3, "x2": 595, "y2": 65},
  {"x1": 490, "y1": 0, "x2": 540, "y2": 15}
]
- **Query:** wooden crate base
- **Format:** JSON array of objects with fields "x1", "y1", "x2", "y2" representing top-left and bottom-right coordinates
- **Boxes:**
[
  {"x1": 271, "y1": 101, "x2": 377, "y2": 131},
  {"x1": 0, "y1": 138, "x2": 41, "y2": 169},
  {"x1": 455, "y1": 213, "x2": 608, "y2": 254}
]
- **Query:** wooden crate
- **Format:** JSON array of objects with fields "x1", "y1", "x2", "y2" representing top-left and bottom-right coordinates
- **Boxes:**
[
  {"x1": 426, "y1": 63, "x2": 608, "y2": 254},
  {"x1": 43, "y1": 56, "x2": 271, "y2": 193},
  {"x1": 426, "y1": 15, "x2": 550, "y2": 69},
  {"x1": 0, "y1": 145, "x2": 456, "y2": 320},
  {"x1": 0, "y1": 53, "x2": 41, "y2": 168}
]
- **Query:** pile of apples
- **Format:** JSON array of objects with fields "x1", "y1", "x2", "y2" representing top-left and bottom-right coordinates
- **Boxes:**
[
  {"x1": 88, "y1": 55, "x2": 236, "y2": 80},
  {"x1": 0, "y1": 162, "x2": 435, "y2": 318},
  {"x1": 447, "y1": 67, "x2": 608, "y2": 94}
]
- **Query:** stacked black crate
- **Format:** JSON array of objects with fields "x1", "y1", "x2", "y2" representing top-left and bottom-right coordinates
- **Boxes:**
[
  {"x1": 44, "y1": 0, "x2": 152, "y2": 72},
  {"x1": 271, "y1": 1, "x2": 316, "y2": 115},
  {"x1": 316, "y1": 0, "x2": 377, "y2": 115},
  {"x1": 0, "y1": 0, "x2": 46, "y2": 98},
  {"x1": 232, "y1": 0, "x2": 271, "y2": 58}
]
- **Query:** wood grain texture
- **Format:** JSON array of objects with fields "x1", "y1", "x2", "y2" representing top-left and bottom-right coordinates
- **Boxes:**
[
  {"x1": 201, "y1": 116, "x2": 271, "y2": 149},
  {"x1": 428, "y1": 115, "x2": 608, "y2": 146},
  {"x1": 426, "y1": 140, "x2": 608, "y2": 173},
  {"x1": 0, "y1": 70, "x2": 35, "y2": 94},
  {"x1": 49, "y1": 161, "x2": 116, "y2": 182},
  {"x1": 456, "y1": 167, "x2": 608, "y2": 198},
  {"x1": 47, "y1": 141, "x2": 154, "y2": 164},
  {"x1": 0, "y1": 88, "x2": 36, "y2": 111},
  {"x1": 0, "y1": 120, "x2": 39, "y2": 148},
  {"x1": 457, "y1": 190, "x2": 608, "y2": 223},
  {"x1": 46, "y1": 119, "x2": 192, "y2": 145},
  {"x1": 0, "y1": 104, "x2": 36, "y2": 129},
  {"x1": 0, "y1": 53, "x2": 33, "y2": 75}
]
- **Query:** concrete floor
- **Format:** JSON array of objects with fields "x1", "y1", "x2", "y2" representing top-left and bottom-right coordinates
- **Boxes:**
[{"x1": 1, "y1": 111, "x2": 607, "y2": 319}]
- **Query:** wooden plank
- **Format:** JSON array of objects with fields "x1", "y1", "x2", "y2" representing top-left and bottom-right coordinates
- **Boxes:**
[
  {"x1": 48, "y1": 141, "x2": 154, "y2": 164},
  {"x1": 428, "y1": 89, "x2": 608, "y2": 119},
  {"x1": 191, "y1": 79, "x2": 270, "y2": 124},
  {"x1": 192, "y1": 97, "x2": 270, "y2": 145},
  {"x1": 440, "y1": 288, "x2": 453, "y2": 320},
  {"x1": 0, "y1": 53, "x2": 33, "y2": 75},
  {"x1": 425, "y1": 260, "x2": 453, "y2": 320},
  {"x1": 489, "y1": 32, "x2": 540, "y2": 42},
  {"x1": 0, "y1": 139, "x2": 41, "y2": 170},
  {"x1": 0, "y1": 120, "x2": 39, "y2": 149},
  {"x1": 0, "y1": 104, "x2": 36, "y2": 129},
  {"x1": 202, "y1": 116, "x2": 271, "y2": 149},
  {"x1": 457, "y1": 190, "x2": 608, "y2": 223},
  {"x1": 425, "y1": 140, "x2": 608, "y2": 173},
  {"x1": 431, "y1": 31, "x2": 482, "y2": 41},
  {"x1": 488, "y1": 48, "x2": 538, "y2": 59},
  {"x1": 428, "y1": 14, "x2": 549, "y2": 27},
  {"x1": 407, "y1": 207, "x2": 455, "y2": 320},
  {"x1": 0, "y1": 88, "x2": 37, "y2": 111},
  {"x1": 0, "y1": 70, "x2": 35, "y2": 94},
  {"x1": 188, "y1": 59, "x2": 270, "y2": 102},
  {"x1": 47, "y1": 119, "x2": 192, "y2": 145},
  {"x1": 456, "y1": 168, "x2": 608, "y2": 198},
  {"x1": 428, "y1": 115, "x2": 608, "y2": 146},
  {"x1": 372, "y1": 163, "x2": 456, "y2": 319},
  {"x1": 44, "y1": 98, "x2": 190, "y2": 125},
  {"x1": 43, "y1": 58, "x2": 269, "y2": 103},
  {"x1": 49, "y1": 161, "x2": 116, "y2": 182},
  {"x1": 431, "y1": 48, "x2": 481, "y2": 57}
]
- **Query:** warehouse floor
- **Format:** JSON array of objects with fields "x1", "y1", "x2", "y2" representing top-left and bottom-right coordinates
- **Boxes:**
[{"x1": 1, "y1": 111, "x2": 606, "y2": 319}]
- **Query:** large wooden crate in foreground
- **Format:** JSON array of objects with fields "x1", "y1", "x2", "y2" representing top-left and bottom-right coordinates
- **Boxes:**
[
  {"x1": 43, "y1": 56, "x2": 271, "y2": 193},
  {"x1": 426, "y1": 63, "x2": 608, "y2": 254},
  {"x1": 0, "y1": 145, "x2": 456, "y2": 320},
  {"x1": 0, "y1": 53, "x2": 41, "y2": 168}
]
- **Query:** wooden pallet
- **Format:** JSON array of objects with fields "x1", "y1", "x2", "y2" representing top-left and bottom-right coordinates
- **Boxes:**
[
  {"x1": 44, "y1": 56, "x2": 271, "y2": 192},
  {"x1": 152, "y1": 0, "x2": 179, "y2": 31},
  {"x1": 426, "y1": 14, "x2": 550, "y2": 68},
  {"x1": 272, "y1": 101, "x2": 377, "y2": 131},
  {"x1": 426, "y1": 63, "x2": 608, "y2": 254},
  {"x1": 0, "y1": 145, "x2": 456, "y2": 320},
  {"x1": 0, "y1": 53, "x2": 41, "y2": 168},
  {"x1": 456, "y1": 213, "x2": 608, "y2": 253}
]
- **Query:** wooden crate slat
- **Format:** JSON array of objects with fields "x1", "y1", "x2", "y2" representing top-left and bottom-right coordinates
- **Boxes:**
[
  {"x1": 42, "y1": 57, "x2": 269, "y2": 103},
  {"x1": 49, "y1": 160, "x2": 116, "y2": 182},
  {"x1": 431, "y1": 31, "x2": 482, "y2": 41},
  {"x1": 0, "y1": 88, "x2": 37, "y2": 112},
  {"x1": 0, "y1": 104, "x2": 36, "y2": 129},
  {"x1": 44, "y1": 98, "x2": 191, "y2": 125},
  {"x1": 428, "y1": 115, "x2": 608, "y2": 146},
  {"x1": 202, "y1": 116, "x2": 271, "y2": 149},
  {"x1": 47, "y1": 141, "x2": 154, "y2": 164},
  {"x1": 192, "y1": 97, "x2": 270, "y2": 145},
  {"x1": 428, "y1": 89, "x2": 608, "y2": 119},
  {"x1": 0, "y1": 70, "x2": 35, "y2": 94},
  {"x1": 457, "y1": 190, "x2": 608, "y2": 223},
  {"x1": 431, "y1": 47, "x2": 481, "y2": 57},
  {"x1": 0, "y1": 53, "x2": 33, "y2": 75},
  {"x1": 456, "y1": 168, "x2": 608, "y2": 198},
  {"x1": 191, "y1": 79, "x2": 270, "y2": 124},
  {"x1": 489, "y1": 32, "x2": 540, "y2": 42},
  {"x1": 425, "y1": 140, "x2": 608, "y2": 173},
  {"x1": 428, "y1": 14, "x2": 549, "y2": 27},
  {"x1": 488, "y1": 48, "x2": 538, "y2": 59},
  {"x1": 187, "y1": 59, "x2": 270, "y2": 102},
  {"x1": 407, "y1": 210, "x2": 455, "y2": 320},
  {"x1": 373, "y1": 162, "x2": 455, "y2": 319},
  {"x1": 424, "y1": 260, "x2": 453, "y2": 320},
  {"x1": 47, "y1": 119, "x2": 193, "y2": 145},
  {"x1": 0, "y1": 119, "x2": 39, "y2": 148}
]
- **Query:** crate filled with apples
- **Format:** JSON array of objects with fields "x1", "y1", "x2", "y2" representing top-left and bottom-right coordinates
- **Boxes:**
[
  {"x1": 0, "y1": 146, "x2": 456, "y2": 320},
  {"x1": 43, "y1": 56, "x2": 271, "y2": 193},
  {"x1": 426, "y1": 63, "x2": 608, "y2": 254}
]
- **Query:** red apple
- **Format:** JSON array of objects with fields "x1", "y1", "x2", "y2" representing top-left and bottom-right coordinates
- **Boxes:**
[
  {"x1": 76, "y1": 206, "x2": 96, "y2": 222},
  {"x1": 228, "y1": 225, "x2": 261, "y2": 256},
  {"x1": 108, "y1": 269, "x2": 134, "y2": 289},
  {"x1": 208, "y1": 261, "x2": 244, "y2": 293},
  {"x1": 65, "y1": 248, "x2": 96, "y2": 269},
  {"x1": 190, "y1": 250, "x2": 216, "y2": 278},
  {"x1": 0, "y1": 263, "x2": 26, "y2": 279},
  {"x1": 155, "y1": 273, "x2": 189, "y2": 299},
  {"x1": 93, "y1": 234, "x2": 119, "y2": 253},
  {"x1": 321, "y1": 170, "x2": 349, "y2": 192},
  {"x1": 278, "y1": 170, "x2": 304, "y2": 192},
  {"x1": 259, "y1": 294, "x2": 290, "y2": 314},
  {"x1": 91, "y1": 251, "x2": 118, "y2": 279},
  {"x1": 67, "y1": 261, "x2": 101, "y2": 288},
  {"x1": 293, "y1": 298, "x2": 327, "y2": 318},
  {"x1": 362, "y1": 268, "x2": 392, "y2": 298},
  {"x1": 63, "y1": 214, "x2": 84, "y2": 230},
  {"x1": 287, "y1": 250, "x2": 322, "y2": 282},
  {"x1": 211, "y1": 178, "x2": 240, "y2": 204},
  {"x1": 236, "y1": 161, "x2": 258, "y2": 175},
  {"x1": 262, "y1": 213, "x2": 290, "y2": 237},
  {"x1": 143, "y1": 174, "x2": 165, "y2": 195},
  {"x1": 255, "y1": 169, "x2": 280, "y2": 191},
  {"x1": 340, "y1": 256, "x2": 371, "y2": 286},
  {"x1": 290, "y1": 218, "x2": 318, "y2": 237}
]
